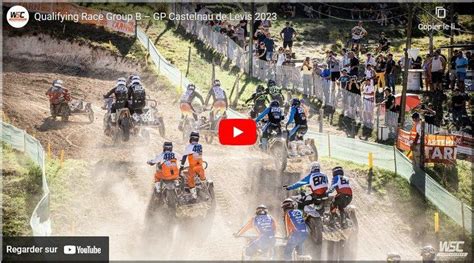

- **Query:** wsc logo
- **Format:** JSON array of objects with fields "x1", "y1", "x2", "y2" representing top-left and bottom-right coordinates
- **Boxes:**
[{"x1": 6, "y1": 5, "x2": 29, "y2": 28}]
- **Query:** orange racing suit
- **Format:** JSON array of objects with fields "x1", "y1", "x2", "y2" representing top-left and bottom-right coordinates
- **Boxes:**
[
  {"x1": 149, "y1": 151, "x2": 180, "y2": 182},
  {"x1": 180, "y1": 143, "x2": 206, "y2": 188}
]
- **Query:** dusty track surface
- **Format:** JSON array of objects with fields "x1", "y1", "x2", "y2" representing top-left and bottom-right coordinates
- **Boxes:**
[{"x1": 3, "y1": 36, "x2": 421, "y2": 260}]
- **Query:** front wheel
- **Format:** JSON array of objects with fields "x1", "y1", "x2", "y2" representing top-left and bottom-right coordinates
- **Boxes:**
[
  {"x1": 165, "y1": 189, "x2": 178, "y2": 211},
  {"x1": 60, "y1": 103, "x2": 70, "y2": 122},
  {"x1": 271, "y1": 141, "x2": 287, "y2": 172},
  {"x1": 207, "y1": 182, "x2": 216, "y2": 210},
  {"x1": 204, "y1": 134, "x2": 214, "y2": 144},
  {"x1": 308, "y1": 139, "x2": 319, "y2": 161},
  {"x1": 158, "y1": 117, "x2": 166, "y2": 137},
  {"x1": 306, "y1": 216, "x2": 323, "y2": 245},
  {"x1": 120, "y1": 117, "x2": 131, "y2": 142},
  {"x1": 86, "y1": 104, "x2": 94, "y2": 123}
]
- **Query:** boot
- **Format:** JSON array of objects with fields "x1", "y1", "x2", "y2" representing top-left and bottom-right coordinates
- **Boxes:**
[
  {"x1": 288, "y1": 141, "x2": 298, "y2": 157},
  {"x1": 111, "y1": 113, "x2": 117, "y2": 123},
  {"x1": 190, "y1": 188, "x2": 197, "y2": 200},
  {"x1": 340, "y1": 210, "x2": 348, "y2": 229},
  {"x1": 328, "y1": 213, "x2": 336, "y2": 229},
  {"x1": 295, "y1": 141, "x2": 305, "y2": 156}
]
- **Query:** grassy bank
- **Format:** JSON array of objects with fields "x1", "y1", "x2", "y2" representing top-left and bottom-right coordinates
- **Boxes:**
[
  {"x1": 2, "y1": 144, "x2": 42, "y2": 236},
  {"x1": 45, "y1": 157, "x2": 89, "y2": 234},
  {"x1": 320, "y1": 156, "x2": 472, "y2": 256},
  {"x1": 2, "y1": 143, "x2": 90, "y2": 235}
]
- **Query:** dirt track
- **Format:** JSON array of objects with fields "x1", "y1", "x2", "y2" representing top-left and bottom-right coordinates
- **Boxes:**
[{"x1": 2, "y1": 35, "x2": 422, "y2": 260}]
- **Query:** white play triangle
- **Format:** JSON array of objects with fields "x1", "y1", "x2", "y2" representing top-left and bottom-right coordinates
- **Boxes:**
[{"x1": 233, "y1": 127, "x2": 243, "y2": 138}]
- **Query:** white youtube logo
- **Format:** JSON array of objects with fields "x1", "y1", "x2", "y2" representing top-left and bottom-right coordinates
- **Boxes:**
[{"x1": 233, "y1": 127, "x2": 243, "y2": 138}]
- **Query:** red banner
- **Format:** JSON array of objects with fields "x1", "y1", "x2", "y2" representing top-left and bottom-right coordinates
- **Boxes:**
[
  {"x1": 424, "y1": 134, "x2": 457, "y2": 164},
  {"x1": 397, "y1": 129, "x2": 458, "y2": 164}
]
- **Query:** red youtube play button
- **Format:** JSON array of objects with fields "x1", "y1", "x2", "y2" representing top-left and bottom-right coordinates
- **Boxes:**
[{"x1": 219, "y1": 119, "x2": 257, "y2": 145}]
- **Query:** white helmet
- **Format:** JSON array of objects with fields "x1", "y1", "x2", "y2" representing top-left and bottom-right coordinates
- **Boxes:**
[
  {"x1": 116, "y1": 78, "x2": 126, "y2": 86},
  {"x1": 309, "y1": 161, "x2": 320, "y2": 173},
  {"x1": 131, "y1": 75, "x2": 141, "y2": 81},
  {"x1": 53, "y1": 79, "x2": 63, "y2": 88},
  {"x1": 131, "y1": 79, "x2": 141, "y2": 86},
  {"x1": 187, "y1": 84, "x2": 196, "y2": 91}
]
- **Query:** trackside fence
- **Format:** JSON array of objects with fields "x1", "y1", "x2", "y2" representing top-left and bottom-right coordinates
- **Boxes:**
[
  {"x1": 136, "y1": 26, "x2": 471, "y2": 234},
  {"x1": 1, "y1": 122, "x2": 52, "y2": 235}
]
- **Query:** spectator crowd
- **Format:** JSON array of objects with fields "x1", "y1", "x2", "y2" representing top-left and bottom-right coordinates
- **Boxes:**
[{"x1": 193, "y1": 4, "x2": 473, "y2": 136}]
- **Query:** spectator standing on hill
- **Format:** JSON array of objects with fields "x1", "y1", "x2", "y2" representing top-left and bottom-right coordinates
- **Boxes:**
[
  {"x1": 410, "y1": 112, "x2": 422, "y2": 168},
  {"x1": 375, "y1": 54, "x2": 387, "y2": 89},
  {"x1": 346, "y1": 52, "x2": 360, "y2": 77},
  {"x1": 361, "y1": 78, "x2": 375, "y2": 127},
  {"x1": 347, "y1": 76, "x2": 361, "y2": 118},
  {"x1": 365, "y1": 64, "x2": 376, "y2": 86},
  {"x1": 254, "y1": 25, "x2": 266, "y2": 44},
  {"x1": 256, "y1": 42, "x2": 267, "y2": 61},
  {"x1": 412, "y1": 54, "x2": 423, "y2": 88},
  {"x1": 418, "y1": 103, "x2": 437, "y2": 128},
  {"x1": 338, "y1": 69, "x2": 351, "y2": 111},
  {"x1": 430, "y1": 50, "x2": 447, "y2": 92},
  {"x1": 320, "y1": 64, "x2": 332, "y2": 105},
  {"x1": 351, "y1": 21, "x2": 367, "y2": 52},
  {"x1": 376, "y1": 32, "x2": 390, "y2": 53},
  {"x1": 423, "y1": 54, "x2": 432, "y2": 92},
  {"x1": 275, "y1": 47, "x2": 286, "y2": 84},
  {"x1": 365, "y1": 53, "x2": 376, "y2": 68},
  {"x1": 239, "y1": 20, "x2": 248, "y2": 39},
  {"x1": 449, "y1": 50, "x2": 459, "y2": 90},
  {"x1": 341, "y1": 48, "x2": 350, "y2": 72},
  {"x1": 263, "y1": 32, "x2": 275, "y2": 62},
  {"x1": 280, "y1": 22, "x2": 297, "y2": 55},
  {"x1": 378, "y1": 88, "x2": 397, "y2": 132},
  {"x1": 235, "y1": 25, "x2": 245, "y2": 47},
  {"x1": 327, "y1": 51, "x2": 341, "y2": 87},
  {"x1": 451, "y1": 88, "x2": 469, "y2": 127},
  {"x1": 466, "y1": 51, "x2": 474, "y2": 70},
  {"x1": 301, "y1": 57, "x2": 313, "y2": 97},
  {"x1": 455, "y1": 51, "x2": 468, "y2": 92},
  {"x1": 385, "y1": 54, "x2": 396, "y2": 94}
]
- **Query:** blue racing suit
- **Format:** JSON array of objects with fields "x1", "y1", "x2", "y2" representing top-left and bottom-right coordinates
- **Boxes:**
[
  {"x1": 236, "y1": 214, "x2": 277, "y2": 258},
  {"x1": 283, "y1": 209, "x2": 308, "y2": 260},
  {"x1": 255, "y1": 105, "x2": 284, "y2": 149},
  {"x1": 286, "y1": 105, "x2": 308, "y2": 141}
]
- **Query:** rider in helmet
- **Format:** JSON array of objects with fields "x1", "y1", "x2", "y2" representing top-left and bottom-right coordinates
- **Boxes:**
[
  {"x1": 104, "y1": 78, "x2": 128, "y2": 130},
  {"x1": 265, "y1": 79, "x2": 285, "y2": 106},
  {"x1": 179, "y1": 83, "x2": 205, "y2": 130},
  {"x1": 180, "y1": 131, "x2": 206, "y2": 200},
  {"x1": 147, "y1": 142, "x2": 180, "y2": 194},
  {"x1": 245, "y1": 85, "x2": 270, "y2": 119},
  {"x1": 126, "y1": 74, "x2": 140, "y2": 88},
  {"x1": 205, "y1": 79, "x2": 228, "y2": 129},
  {"x1": 255, "y1": 100, "x2": 284, "y2": 150},
  {"x1": 234, "y1": 204, "x2": 276, "y2": 260},
  {"x1": 127, "y1": 77, "x2": 146, "y2": 115},
  {"x1": 326, "y1": 166, "x2": 353, "y2": 228},
  {"x1": 420, "y1": 245, "x2": 436, "y2": 263},
  {"x1": 46, "y1": 80, "x2": 71, "y2": 119},
  {"x1": 285, "y1": 162, "x2": 329, "y2": 209},
  {"x1": 281, "y1": 198, "x2": 308, "y2": 261},
  {"x1": 386, "y1": 252, "x2": 401, "y2": 262},
  {"x1": 286, "y1": 98, "x2": 309, "y2": 157}
]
